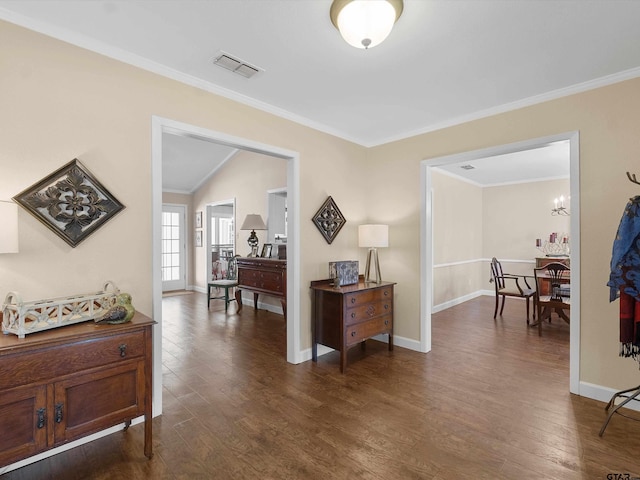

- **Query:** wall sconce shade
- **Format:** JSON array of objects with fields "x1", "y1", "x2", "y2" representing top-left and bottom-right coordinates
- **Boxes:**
[
  {"x1": 359, "y1": 224, "x2": 388, "y2": 283},
  {"x1": 240, "y1": 214, "x2": 266, "y2": 249},
  {"x1": 0, "y1": 201, "x2": 19, "y2": 253},
  {"x1": 330, "y1": 0, "x2": 403, "y2": 49}
]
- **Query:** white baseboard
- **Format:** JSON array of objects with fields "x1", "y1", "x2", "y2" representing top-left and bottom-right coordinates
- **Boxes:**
[
  {"x1": 579, "y1": 381, "x2": 640, "y2": 412},
  {"x1": 432, "y1": 290, "x2": 489, "y2": 313}
]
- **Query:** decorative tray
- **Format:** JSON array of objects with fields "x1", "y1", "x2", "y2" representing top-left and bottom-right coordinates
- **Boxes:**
[{"x1": 2, "y1": 281, "x2": 120, "y2": 338}]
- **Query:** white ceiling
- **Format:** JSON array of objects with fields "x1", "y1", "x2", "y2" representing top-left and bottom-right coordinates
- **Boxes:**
[
  {"x1": 434, "y1": 140, "x2": 570, "y2": 187},
  {"x1": 1, "y1": 0, "x2": 634, "y2": 189},
  {"x1": 162, "y1": 133, "x2": 237, "y2": 194}
]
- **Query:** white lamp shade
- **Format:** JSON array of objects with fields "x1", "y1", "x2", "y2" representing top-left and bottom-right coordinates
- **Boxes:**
[
  {"x1": 337, "y1": 1, "x2": 396, "y2": 49},
  {"x1": 240, "y1": 214, "x2": 266, "y2": 231},
  {"x1": 0, "y1": 201, "x2": 19, "y2": 253},
  {"x1": 331, "y1": 0, "x2": 403, "y2": 49},
  {"x1": 358, "y1": 224, "x2": 388, "y2": 248}
]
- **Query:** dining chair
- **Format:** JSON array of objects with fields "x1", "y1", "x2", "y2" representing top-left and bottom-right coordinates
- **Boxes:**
[
  {"x1": 490, "y1": 257, "x2": 536, "y2": 323},
  {"x1": 207, "y1": 255, "x2": 240, "y2": 311},
  {"x1": 533, "y1": 262, "x2": 570, "y2": 335}
]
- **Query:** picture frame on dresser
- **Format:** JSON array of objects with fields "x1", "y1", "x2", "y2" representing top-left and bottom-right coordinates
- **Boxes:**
[{"x1": 261, "y1": 243, "x2": 273, "y2": 258}]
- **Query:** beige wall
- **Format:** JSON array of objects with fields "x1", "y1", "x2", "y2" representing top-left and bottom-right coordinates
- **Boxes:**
[
  {"x1": 431, "y1": 171, "x2": 484, "y2": 308},
  {"x1": 0, "y1": 21, "x2": 367, "y2": 353},
  {"x1": 367, "y1": 78, "x2": 640, "y2": 390},
  {"x1": 2, "y1": 19, "x2": 640, "y2": 393},
  {"x1": 483, "y1": 178, "x2": 570, "y2": 282}
]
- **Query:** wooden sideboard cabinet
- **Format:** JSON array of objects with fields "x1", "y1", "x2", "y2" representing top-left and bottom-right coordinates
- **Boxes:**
[
  {"x1": 235, "y1": 257, "x2": 287, "y2": 317},
  {"x1": 310, "y1": 278, "x2": 395, "y2": 373},
  {"x1": 535, "y1": 257, "x2": 570, "y2": 268},
  {"x1": 0, "y1": 312, "x2": 154, "y2": 468}
]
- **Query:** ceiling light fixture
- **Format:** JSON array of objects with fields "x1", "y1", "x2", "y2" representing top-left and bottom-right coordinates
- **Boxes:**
[{"x1": 330, "y1": 0, "x2": 403, "y2": 49}]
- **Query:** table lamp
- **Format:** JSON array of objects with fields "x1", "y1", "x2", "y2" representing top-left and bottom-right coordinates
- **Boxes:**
[
  {"x1": 240, "y1": 214, "x2": 266, "y2": 253},
  {"x1": 358, "y1": 224, "x2": 388, "y2": 283},
  {"x1": 0, "y1": 201, "x2": 19, "y2": 253}
]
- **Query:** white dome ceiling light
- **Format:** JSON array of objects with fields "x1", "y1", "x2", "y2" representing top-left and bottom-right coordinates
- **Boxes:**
[{"x1": 330, "y1": 0, "x2": 404, "y2": 49}]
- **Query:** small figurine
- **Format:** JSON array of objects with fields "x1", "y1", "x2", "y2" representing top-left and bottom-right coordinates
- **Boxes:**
[{"x1": 95, "y1": 293, "x2": 135, "y2": 324}]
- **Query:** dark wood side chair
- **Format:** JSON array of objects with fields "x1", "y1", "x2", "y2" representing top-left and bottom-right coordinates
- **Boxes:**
[
  {"x1": 207, "y1": 255, "x2": 240, "y2": 311},
  {"x1": 490, "y1": 257, "x2": 536, "y2": 323},
  {"x1": 533, "y1": 262, "x2": 570, "y2": 335}
]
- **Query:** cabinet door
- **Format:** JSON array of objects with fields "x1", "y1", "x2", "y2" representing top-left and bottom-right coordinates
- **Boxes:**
[
  {"x1": 0, "y1": 385, "x2": 47, "y2": 466},
  {"x1": 53, "y1": 361, "x2": 145, "y2": 445}
]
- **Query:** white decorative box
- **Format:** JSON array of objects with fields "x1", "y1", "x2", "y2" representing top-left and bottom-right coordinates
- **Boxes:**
[
  {"x1": 329, "y1": 261, "x2": 359, "y2": 286},
  {"x1": 2, "y1": 281, "x2": 120, "y2": 339}
]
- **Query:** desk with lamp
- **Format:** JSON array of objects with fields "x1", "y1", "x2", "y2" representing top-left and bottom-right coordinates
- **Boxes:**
[{"x1": 234, "y1": 213, "x2": 287, "y2": 317}]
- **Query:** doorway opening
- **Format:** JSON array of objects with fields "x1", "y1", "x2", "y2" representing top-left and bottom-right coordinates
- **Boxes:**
[
  {"x1": 206, "y1": 199, "x2": 235, "y2": 283},
  {"x1": 420, "y1": 131, "x2": 580, "y2": 394},
  {"x1": 161, "y1": 204, "x2": 187, "y2": 292},
  {"x1": 152, "y1": 116, "x2": 301, "y2": 417}
]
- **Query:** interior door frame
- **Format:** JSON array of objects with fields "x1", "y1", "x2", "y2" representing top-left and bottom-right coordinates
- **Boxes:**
[
  {"x1": 206, "y1": 198, "x2": 235, "y2": 283},
  {"x1": 420, "y1": 131, "x2": 580, "y2": 394},
  {"x1": 152, "y1": 116, "x2": 301, "y2": 416}
]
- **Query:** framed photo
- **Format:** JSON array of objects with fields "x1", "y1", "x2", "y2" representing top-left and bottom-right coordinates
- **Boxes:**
[
  {"x1": 261, "y1": 243, "x2": 273, "y2": 258},
  {"x1": 13, "y1": 158, "x2": 125, "y2": 248},
  {"x1": 195, "y1": 211, "x2": 203, "y2": 229},
  {"x1": 195, "y1": 230, "x2": 203, "y2": 247}
]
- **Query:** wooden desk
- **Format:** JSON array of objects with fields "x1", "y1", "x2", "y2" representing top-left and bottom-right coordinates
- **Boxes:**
[
  {"x1": 310, "y1": 278, "x2": 395, "y2": 373},
  {"x1": 235, "y1": 257, "x2": 286, "y2": 317},
  {"x1": 0, "y1": 312, "x2": 154, "y2": 467}
]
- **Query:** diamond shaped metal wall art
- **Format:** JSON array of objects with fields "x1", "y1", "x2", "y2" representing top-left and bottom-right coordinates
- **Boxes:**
[
  {"x1": 14, "y1": 159, "x2": 125, "y2": 247},
  {"x1": 312, "y1": 196, "x2": 346, "y2": 244}
]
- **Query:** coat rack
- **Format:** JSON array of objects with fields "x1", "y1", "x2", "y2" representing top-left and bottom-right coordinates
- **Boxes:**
[
  {"x1": 627, "y1": 171, "x2": 640, "y2": 186},
  {"x1": 600, "y1": 171, "x2": 640, "y2": 436}
]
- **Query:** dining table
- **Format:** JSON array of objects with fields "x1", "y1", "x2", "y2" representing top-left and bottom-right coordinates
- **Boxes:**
[{"x1": 535, "y1": 270, "x2": 570, "y2": 324}]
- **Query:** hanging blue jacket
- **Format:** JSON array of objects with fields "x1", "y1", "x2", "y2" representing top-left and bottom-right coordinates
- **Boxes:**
[{"x1": 608, "y1": 196, "x2": 640, "y2": 302}]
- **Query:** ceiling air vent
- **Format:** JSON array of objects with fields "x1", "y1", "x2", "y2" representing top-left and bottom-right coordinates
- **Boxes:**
[
  {"x1": 460, "y1": 164, "x2": 475, "y2": 170},
  {"x1": 212, "y1": 51, "x2": 263, "y2": 79}
]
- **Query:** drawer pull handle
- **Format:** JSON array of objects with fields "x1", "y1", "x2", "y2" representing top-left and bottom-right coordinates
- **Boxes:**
[
  {"x1": 351, "y1": 331, "x2": 356, "y2": 337},
  {"x1": 384, "y1": 304, "x2": 389, "y2": 310},
  {"x1": 350, "y1": 298, "x2": 356, "y2": 304},
  {"x1": 119, "y1": 344, "x2": 127, "y2": 357},
  {"x1": 351, "y1": 313, "x2": 356, "y2": 319},
  {"x1": 384, "y1": 291, "x2": 389, "y2": 296},
  {"x1": 36, "y1": 408, "x2": 46, "y2": 429},
  {"x1": 384, "y1": 320, "x2": 389, "y2": 326},
  {"x1": 55, "y1": 403, "x2": 64, "y2": 424}
]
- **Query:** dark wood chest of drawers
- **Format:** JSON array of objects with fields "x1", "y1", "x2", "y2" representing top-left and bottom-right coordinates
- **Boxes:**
[
  {"x1": 0, "y1": 312, "x2": 154, "y2": 468},
  {"x1": 311, "y1": 278, "x2": 395, "y2": 372},
  {"x1": 235, "y1": 257, "x2": 287, "y2": 316}
]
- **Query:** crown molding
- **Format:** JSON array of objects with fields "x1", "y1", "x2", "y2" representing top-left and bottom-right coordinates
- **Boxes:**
[{"x1": 2, "y1": 8, "x2": 640, "y2": 149}]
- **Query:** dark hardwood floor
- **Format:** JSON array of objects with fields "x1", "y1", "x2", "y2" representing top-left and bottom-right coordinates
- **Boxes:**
[{"x1": 4, "y1": 293, "x2": 640, "y2": 479}]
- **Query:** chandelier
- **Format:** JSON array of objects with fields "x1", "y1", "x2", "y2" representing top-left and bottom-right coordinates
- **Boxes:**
[{"x1": 552, "y1": 195, "x2": 570, "y2": 216}]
